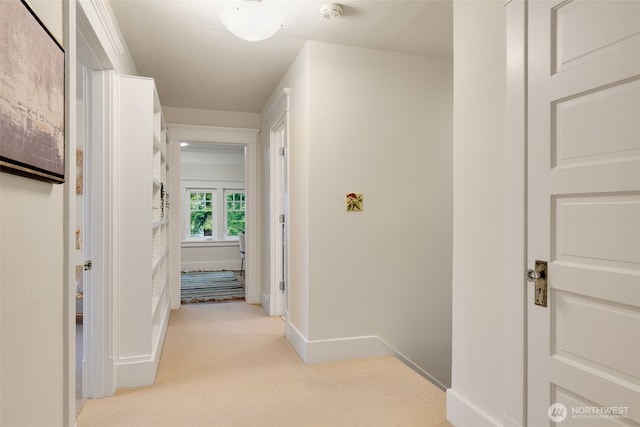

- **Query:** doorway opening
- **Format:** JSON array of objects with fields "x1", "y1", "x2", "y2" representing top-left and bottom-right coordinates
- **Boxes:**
[
  {"x1": 179, "y1": 142, "x2": 248, "y2": 304},
  {"x1": 167, "y1": 123, "x2": 260, "y2": 308}
]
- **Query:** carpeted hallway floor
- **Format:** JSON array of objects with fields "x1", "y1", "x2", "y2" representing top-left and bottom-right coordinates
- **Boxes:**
[{"x1": 77, "y1": 302, "x2": 451, "y2": 427}]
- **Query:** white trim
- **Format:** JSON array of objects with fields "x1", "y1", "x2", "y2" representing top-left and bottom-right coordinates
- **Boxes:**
[
  {"x1": 168, "y1": 140, "x2": 182, "y2": 310},
  {"x1": 380, "y1": 337, "x2": 447, "y2": 391},
  {"x1": 305, "y1": 335, "x2": 393, "y2": 364},
  {"x1": 84, "y1": 69, "x2": 117, "y2": 398},
  {"x1": 181, "y1": 261, "x2": 242, "y2": 272},
  {"x1": 77, "y1": 2, "x2": 110, "y2": 69},
  {"x1": 182, "y1": 179, "x2": 244, "y2": 189},
  {"x1": 64, "y1": 1, "x2": 77, "y2": 424},
  {"x1": 505, "y1": 0, "x2": 527, "y2": 426},
  {"x1": 285, "y1": 321, "x2": 308, "y2": 362},
  {"x1": 260, "y1": 290, "x2": 270, "y2": 313},
  {"x1": 114, "y1": 292, "x2": 169, "y2": 388},
  {"x1": 167, "y1": 124, "x2": 259, "y2": 304},
  {"x1": 264, "y1": 87, "x2": 291, "y2": 124},
  {"x1": 267, "y1": 88, "x2": 291, "y2": 317},
  {"x1": 87, "y1": 0, "x2": 123, "y2": 55},
  {"x1": 181, "y1": 240, "x2": 239, "y2": 248},
  {"x1": 168, "y1": 124, "x2": 259, "y2": 145},
  {"x1": 77, "y1": 0, "x2": 123, "y2": 69},
  {"x1": 446, "y1": 389, "x2": 503, "y2": 427},
  {"x1": 284, "y1": 319, "x2": 447, "y2": 390},
  {"x1": 269, "y1": 117, "x2": 285, "y2": 316}
]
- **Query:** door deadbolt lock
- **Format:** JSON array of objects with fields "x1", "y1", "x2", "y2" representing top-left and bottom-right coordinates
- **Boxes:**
[{"x1": 527, "y1": 260, "x2": 547, "y2": 307}]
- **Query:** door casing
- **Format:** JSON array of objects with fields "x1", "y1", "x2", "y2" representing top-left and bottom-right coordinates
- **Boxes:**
[
  {"x1": 505, "y1": 1, "x2": 528, "y2": 425},
  {"x1": 265, "y1": 89, "x2": 291, "y2": 317}
]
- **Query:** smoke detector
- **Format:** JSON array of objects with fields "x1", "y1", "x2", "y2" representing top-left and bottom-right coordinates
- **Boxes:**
[{"x1": 320, "y1": 3, "x2": 343, "y2": 20}]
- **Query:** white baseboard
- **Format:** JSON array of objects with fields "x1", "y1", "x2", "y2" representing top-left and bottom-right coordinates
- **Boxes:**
[
  {"x1": 380, "y1": 337, "x2": 447, "y2": 391},
  {"x1": 260, "y1": 290, "x2": 270, "y2": 315},
  {"x1": 285, "y1": 319, "x2": 392, "y2": 363},
  {"x1": 181, "y1": 261, "x2": 241, "y2": 272},
  {"x1": 305, "y1": 334, "x2": 393, "y2": 364},
  {"x1": 284, "y1": 320, "x2": 449, "y2": 393},
  {"x1": 115, "y1": 298, "x2": 171, "y2": 389},
  {"x1": 446, "y1": 388, "x2": 502, "y2": 427},
  {"x1": 116, "y1": 357, "x2": 156, "y2": 388},
  {"x1": 285, "y1": 320, "x2": 308, "y2": 362}
]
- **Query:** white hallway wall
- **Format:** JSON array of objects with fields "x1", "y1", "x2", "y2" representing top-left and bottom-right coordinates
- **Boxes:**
[
  {"x1": 0, "y1": 0, "x2": 138, "y2": 423},
  {"x1": 263, "y1": 41, "x2": 453, "y2": 388},
  {"x1": 448, "y1": 1, "x2": 508, "y2": 426},
  {"x1": 0, "y1": 2, "x2": 508, "y2": 424},
  {"x1": 0, "y1": 1, "x2": 65, "y2": 425},
  {"x1": 261, "y1": 44, "x2": 311, "y2": 334}
]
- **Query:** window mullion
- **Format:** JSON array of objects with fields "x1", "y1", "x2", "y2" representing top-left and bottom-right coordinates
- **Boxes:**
[{"x1": 216, "y1": 188, "x2": 225, "y2": 240}]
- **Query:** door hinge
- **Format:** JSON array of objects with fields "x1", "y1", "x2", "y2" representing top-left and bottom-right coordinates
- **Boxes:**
[
  {"x1": 279, "y1": 281, "x2": 285, "y2": 292},
  {"x1": 84, "y1": 260, "x2": 93, "y2": 271},
  {"x1": 279, "y1": 214, "x2": 285, "y2": 223},
  {"x1": 279, "y1": 147, "x2": 285, "y2": 156}
]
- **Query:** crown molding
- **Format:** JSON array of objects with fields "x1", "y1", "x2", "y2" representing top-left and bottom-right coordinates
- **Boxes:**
[{"x1": 78, "y1": 0, "x2": 124, "y2": 61}]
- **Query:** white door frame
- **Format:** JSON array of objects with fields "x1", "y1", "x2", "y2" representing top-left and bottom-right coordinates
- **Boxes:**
[
  {"x1": 167, "y1": 124, "x2": 260, "y2": 305},
  {"x1": 269, "y1": 106, "x2": 289, "y2": 317},
  {"x1": 64, "y1": 2, "x2": 77, "y2": 423},
  {"x1": 85, "y1": 69, "x2": 117, "y2": 398},
  {"x1": 504, "y1": 1, "x2": 527, "y2": 426},
  {"x1": 265, "y1": 89, "x2": 291, "y2": 317},
  {"x1": 72, "y1": 0, "x2": 128, "y2": 404}
]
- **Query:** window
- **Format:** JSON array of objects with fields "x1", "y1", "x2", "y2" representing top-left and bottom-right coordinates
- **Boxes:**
[
  {"x1": 188, "y1": 191, "x2": 214, "y2": 239},
  {"x1": 225, "y1": 190, "x2": 246, "y2": 238},
  {"x1": 184, "y1": 188, "x2": 245, "y2": 242}
]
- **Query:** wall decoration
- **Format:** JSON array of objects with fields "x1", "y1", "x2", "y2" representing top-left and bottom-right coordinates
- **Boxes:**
[
  {"x1": 346, "y1": 192, "x2": 363, "y2": 211},
  {"x1": 0, "y1": 0, "x2": 65, "y2": 183}
]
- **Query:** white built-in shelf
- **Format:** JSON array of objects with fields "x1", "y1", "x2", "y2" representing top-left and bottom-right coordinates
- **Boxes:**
[
  {"x1": 152, "y1": 219, "x2": 168, "y2": 229},
  {"x1": 152, "y1": 250, "x2": 167, "y2": 274},
  {"x1": 116, "y1": 75, "x2": 171, "y2": 388}
]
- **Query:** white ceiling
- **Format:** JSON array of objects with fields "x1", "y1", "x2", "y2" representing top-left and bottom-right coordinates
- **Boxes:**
[{"x1": 108, "y1": 0, "x2": 452, "y2": 114}]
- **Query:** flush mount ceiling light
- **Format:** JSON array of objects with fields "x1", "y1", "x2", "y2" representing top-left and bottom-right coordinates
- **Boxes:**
[
  {"x1": 220, "y1": 0, "x2": 284, "y2": 42},
  {"x1": 320, "y1": 3, "x2": 343, "y2": 20}
]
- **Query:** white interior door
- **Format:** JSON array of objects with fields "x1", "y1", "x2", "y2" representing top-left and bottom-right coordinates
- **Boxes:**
[
  {"x1": 527, "y1": 1, "x2": 640, "y2": 426},
  {"x1": 76, "y1": 64, "x2": 89, "y2": 411},
  {"x1": 271, "y1": 119, "x2": 287, "y2": 316}
]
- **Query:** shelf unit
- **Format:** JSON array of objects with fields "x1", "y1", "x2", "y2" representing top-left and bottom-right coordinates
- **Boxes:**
[
  {"x1": 116, "y1": 75, "x2": 171, "y2": 388},
  {"x1": 151, "y1": 89, "x2": 169, "y2": 321}
]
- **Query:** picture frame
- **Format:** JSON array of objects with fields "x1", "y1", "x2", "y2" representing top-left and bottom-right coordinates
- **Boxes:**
[{"x1": 0, "y1": 0, "x2": 65, "y2": 183}]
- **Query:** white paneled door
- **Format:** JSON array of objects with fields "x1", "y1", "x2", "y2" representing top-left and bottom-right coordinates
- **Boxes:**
[{"x1": 527, "y1": 1, "x2": 640, "y2": 426}]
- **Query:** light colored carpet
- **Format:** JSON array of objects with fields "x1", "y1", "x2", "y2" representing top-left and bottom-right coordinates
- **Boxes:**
[{"x1": 77, "y1": 302, "x2": 452, "y2": 427}]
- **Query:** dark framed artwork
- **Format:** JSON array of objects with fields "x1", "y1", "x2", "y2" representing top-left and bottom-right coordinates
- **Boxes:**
[{"x1": 0, "y1": 0, "x2": 65, "y2": 183}]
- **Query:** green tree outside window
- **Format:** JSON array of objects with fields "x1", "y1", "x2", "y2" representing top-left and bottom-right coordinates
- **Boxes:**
[
  {"x1": 226, "y1": 191, "x2": 245, "y2": 237},
  {"x1": 189, "y1": 192, "x2": 213, "y2": 237}
]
